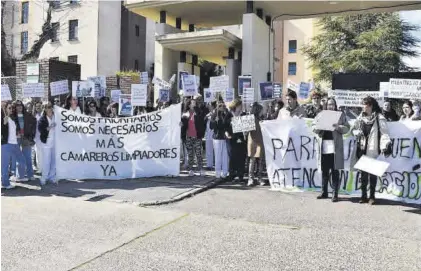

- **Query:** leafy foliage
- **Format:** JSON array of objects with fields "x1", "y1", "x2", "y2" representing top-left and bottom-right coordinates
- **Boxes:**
[{"x1": 302, "y1": 13, "x2": 420, "y2": 83}]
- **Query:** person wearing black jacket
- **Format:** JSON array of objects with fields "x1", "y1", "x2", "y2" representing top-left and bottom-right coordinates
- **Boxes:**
[
  {"x1": 210, "y1": 100, "x2": 230, "y2": 179},
  {"x1": 382, "y1": 100, "x2": 399, "y2": 121},
  {"x1": 181, "y1": 99, "x2": 206, "y2": 176},
  {"x1": 1, "y1": 102, "x2": 25, "y2": 189},
  {"x1": 38, "y1": 101, "x2": 57, "y2": 185},
  {"x1": 11, "y1": 100, "x2": 37, "y2": 182},
  {"x1": 225, "y1": 99, "x2": 247, "y2": 182}
]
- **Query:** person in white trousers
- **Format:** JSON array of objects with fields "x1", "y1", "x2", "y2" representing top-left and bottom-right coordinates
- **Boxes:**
[
  {"x1": 205, "y1": 101, "x2": 216, "y2": 169},
  {"x1": 33, "y1": 101, "x2": 43, "y2": 172},
  {"x1": 37, "y1": 101, "x2": 56, "y2": 185},
  {"x1": 210, "y1": 100, "x2": 229, "y2": 179}
]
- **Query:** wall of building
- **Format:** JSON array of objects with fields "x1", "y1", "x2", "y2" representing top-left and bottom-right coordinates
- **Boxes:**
[
  {"x1": 280, "y1": 18, "x2": 315, "y2": 87},
  {"x1": 97, "y1": 0, "x2": 121, "y2": 77}
]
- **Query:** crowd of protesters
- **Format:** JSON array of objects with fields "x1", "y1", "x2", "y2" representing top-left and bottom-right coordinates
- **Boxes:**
[{"x1": 1, "y1": 90, "x2": 420, "y2": 206}]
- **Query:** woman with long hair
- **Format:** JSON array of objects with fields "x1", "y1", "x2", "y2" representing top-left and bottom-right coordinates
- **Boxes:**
[
  {"x1": 107, "y1": 103, "x2": 119, "y2": 118},
  {"x1": 38, "y1": 101, "x2": 57, "y2": 185},
  {"x1": 210, "y1": 100, "x2": 229, "y2": 179},
  {"x1": 400, "y1": 100, "x2": 420, "y2": 121},
  {"x1": 33, "y1": 101, "x2": 43, "y2": 172},
  {"x1": 11, "y1": 100, "x2": 37, "y2": 182},
  {"x1": 351, "y1": 96, "x2": 391, "y2": 205},
  {"x1": 181, "y1": 99, "x2": 205, "y2": 176},
  {"x1": 85, "y1": 100, "x2": 101, "y2": 117},
  {"x1": 313, "y1": 98, "x2": 349, "y2": 202},
  {"x1": 226, "y1": 98, "x2": 247, "y2": 182},
  {"x1": 247, "y1": 102, "x2": 265, "y2": 186},
  {"x1": 64, "y1": 94, "x2": 82, "y2": 114},
  {"x1": 1, "y1": 102, "x2": 25, "y2": 189},
  {"x1": 99, "y1": 97, "x2": 110, "y2": 117}
]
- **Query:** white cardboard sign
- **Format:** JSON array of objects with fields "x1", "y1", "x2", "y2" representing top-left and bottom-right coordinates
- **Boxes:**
[{"x1": 22, "y1": 83, "x2": 45, "y2": 98}]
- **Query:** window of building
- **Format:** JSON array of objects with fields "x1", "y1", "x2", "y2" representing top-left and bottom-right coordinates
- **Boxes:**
[
  {"x1": 21, "y1": 31, "x2": 28, "y2": 54},
  {"x1": 135, "y1": 25, "x2": 140, "y2": 37},
  {"x1": 68, "y1": 55, "x2": 78, "y2": 64},
  {"x1": 288, "y1": 40, "x2": 297, "y2": 53},
  {"x1": 21, "y1": 2, "x2": 29, "y2": 24},
  {"x1": 50, "y1": 57, "x2": 59, "y2": 61},
  {"x1": 51, "y1": 22, "x2": 60, "y2": 42},
  {"x1": 134, "y1": 60, "x2": 139, "y2": 70},
  {"x1": 51, "y1": 1, "x2": 61, "y2": 9},
  {"x1": 288, "y1": 62, "x2": 297, "y2": 75},
  {"x1": 68, "y1": 20, "x2": 78, "y2": 40}
]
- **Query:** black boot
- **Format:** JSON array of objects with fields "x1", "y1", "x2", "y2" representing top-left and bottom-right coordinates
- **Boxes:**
[
  {"x1": 359, "y1": 189, "x2": 368, "y2": 203},
  {"x1": 317, "y1": 177, "x2": 328, "y2": 199}
]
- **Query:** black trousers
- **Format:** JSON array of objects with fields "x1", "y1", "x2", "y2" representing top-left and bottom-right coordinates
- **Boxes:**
[
  {"x1": 321, "y1": 154, "x2": 340, "y2": 196},
  {"x1": 360, "y1": 171, "x2": 377, "y2": 199},
  {"x1": 229, "y1": 141, "x2": 247, "y2": 179}
]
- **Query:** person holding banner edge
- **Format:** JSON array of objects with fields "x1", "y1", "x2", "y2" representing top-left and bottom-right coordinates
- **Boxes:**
[
  {"x1": 351, "y1": 96, "x2": 391, "y2": 205},
  {"x1": 313, "y1": 98, "x2": 350, "y2": 202},
  {"x1": 38, "y1": 101, "x2": 57, "y2": 186}
]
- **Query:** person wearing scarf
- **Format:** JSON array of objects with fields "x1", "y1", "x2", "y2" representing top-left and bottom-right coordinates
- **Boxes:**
[{"x1": 351, "y1": 96, "x2": 391, "y2": 205}]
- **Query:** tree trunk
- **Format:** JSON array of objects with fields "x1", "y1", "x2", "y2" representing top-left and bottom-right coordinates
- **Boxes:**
[{"x1": 1, "y1": 1, "x2": 16, "y2": 76}]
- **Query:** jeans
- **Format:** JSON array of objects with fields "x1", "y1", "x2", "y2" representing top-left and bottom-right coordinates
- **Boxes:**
[
  {"x1": 16, "y1": 140, "x2": 34, "y2": 179},
  {"x1": 213, "y1": 139, "x2": 229, "y2": 178},
  {"x1": 1, "y1": 144, "x2": 25, "y2": 186}
]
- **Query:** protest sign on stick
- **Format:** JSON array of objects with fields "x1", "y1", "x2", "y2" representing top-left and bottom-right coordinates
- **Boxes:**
[
  {"x1": 88, "y1": 76, "x2": 106, "y2": 98},
  {"x1": 72, "y1": 81, "x2": 95, "y2": 98},
  {"x1": 329, "y1": 90, "x2": 383, "y2": 107},
  {"x1": 23, "y1": 83, "x2": 45, "y2": 98},
  {"x1": 209, "y1": 75, "x2": 229, "y2": 93},
  {"x1": 119, "y1": 94, "x2": 133, "y2": 116},
  {"x1": 287, "y1": 80, "x2": 299, "y2": 92},
  {"x1": 273, "y1": 83, "x2": 282, "y2": 98},
  {"x1": 313, "y1": 110, "x2": 343, "y2": 131},
  {"x1": 131, "y1": 84, "x2": 147, "y2": 106},
  {"x1": 238, "y1": 76, "x2": 252, "y2": 96},
  {"x1": 140, "y1": 72, "x2": 148, "y2": 85},
  {"x1": 243, "y1": 88, "x2": 255, "y2": 103},
  {"x1": 181, "y1": 74, "x2": 198, "y2": 96},
  {"x1": 110, "y1": 90, "x2": 121, "y2": 103},
  {"x1": 232, "y1": 115, "x2": 256, "y2": 133},
  {"x1": 388, "y1": 78, "x2": 421, "y2": 99},
  {"x1": 50, "y1": 80, "x2": 69, "y2": 96},
  {"x1": 1, "y1": 84, "x2": 12, "y2": 101},
  {"x1": 259, "y1": 82, "x2": 274, "y2": 100},
  {"x1": 159, "y1": 89, "x2": 170, "y2": 102}
]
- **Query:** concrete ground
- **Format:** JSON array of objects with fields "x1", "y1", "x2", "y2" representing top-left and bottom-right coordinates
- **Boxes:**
[{"x1": 2, "y1": 180, "x2": 421, "y2": 271}]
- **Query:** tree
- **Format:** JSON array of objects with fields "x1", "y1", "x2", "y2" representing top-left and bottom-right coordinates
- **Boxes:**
[
  {"x1": 302, "y1": 13, "x2": 420, "y2": 83},
  {"x1": 1, "y1": 0, "x2": 58, "y2": 76}
]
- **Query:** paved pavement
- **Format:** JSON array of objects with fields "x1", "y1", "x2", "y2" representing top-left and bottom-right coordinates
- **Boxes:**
[{"x1": 2, "y1": 180, "x2": 421, "y2": 271}]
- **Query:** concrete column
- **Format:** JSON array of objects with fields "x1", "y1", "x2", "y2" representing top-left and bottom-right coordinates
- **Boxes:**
[
  {"x1": 242, "y1": 13, "x2": 273, "y2": 102},
  {"x1": 228, "y1": 47, "x2": 235, "y2": 59},
  {"x1": 176, "y1": 17, "x2": 182, "y2": 29},
  {"x1": 189, "y1": 24, "x2": 195, "y2": 32},
  {"x1": 226, "y1": 59, "x2": 240, "y2": 96}
]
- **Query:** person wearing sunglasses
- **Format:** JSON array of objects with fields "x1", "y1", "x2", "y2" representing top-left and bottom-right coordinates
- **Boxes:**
[
  {"x1": 1, "y1": 102, "x2": 26, "y2": 189},
  {"x1": 85, "y1": 100, "x2": 101, "y2": 117},
  {"x1": 53, "y1": 98, "x2": 61, "y2": 106},
  {"x1": 10, "y1": 100, "x2": 37, "y2": 182},
  {"x1": 38, "y1": 101, "x2": 57, "y2": 185}
]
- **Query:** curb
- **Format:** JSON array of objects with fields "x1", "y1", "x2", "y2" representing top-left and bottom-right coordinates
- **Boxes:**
[{"x1": 137, "y1": 177, "x2": 223, "y2": 207}]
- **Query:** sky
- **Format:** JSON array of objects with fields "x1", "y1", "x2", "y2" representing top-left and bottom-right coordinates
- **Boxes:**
[{"x1": 400, "y1": 10, "x2": 421, "y2": 70}]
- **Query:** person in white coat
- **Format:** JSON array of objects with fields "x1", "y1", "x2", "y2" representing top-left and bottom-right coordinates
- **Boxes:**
[
  {"x1": 37, "y1": 101, "x2": 57, "y2": 186},
  {"x1": 205, "y1": 101, "x2": 216, "y2": 169},
  {"x1": 33, "y1": 101, "x2": 43, "y2": 172}
]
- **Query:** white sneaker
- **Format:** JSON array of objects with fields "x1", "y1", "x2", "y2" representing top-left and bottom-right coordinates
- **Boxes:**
[
  {"x1": 16, "y1": 178, "x2": 29, "y2": 182},
  {"x1": 188, "y1": 170, "x2": 195, "y2": 177},
  {"x1": 40, "y1": 180, "x2": 47, "y2": 186},
  {"x1": 247, "y1": 179, "x2": 254, "y2": 187},
  {"x1": 199, "y1": 170, "x2": 205, "y2": 176},
  {"x1": 29, "y1": 177, "x2": 36, "y2": 181},
  {"x1": 2, "y1": 184, "x2": 15, "y2": 189}
]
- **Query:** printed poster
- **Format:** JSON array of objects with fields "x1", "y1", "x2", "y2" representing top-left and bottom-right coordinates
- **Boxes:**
[
  {"x1": 238, "y1": 76, "x2": 252, "y2": 96},
  {"x1": 118, "y1": 94, "x2": 133, "y2": 116},
  {"x1": 88, "y1": 76, "x2": 106, "y2": 98},
  {"x1": 259, "y1": 82, "x2": 274, "y2": 100}
]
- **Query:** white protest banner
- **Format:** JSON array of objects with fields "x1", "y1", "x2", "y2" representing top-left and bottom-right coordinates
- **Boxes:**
[
  {"x1": 119, "y1": 94, "x2": 133, "y2": 116},
  {"x1": 287, "y1": 79, "x2": 299, "y2": 92},
  {"x1": 1, "y1": 84, "x2": 12, "y2": 101},
  {"x1": 140, "y1": 72, "x2": 149, "y2": 85},
  {"x1": 50, "y1": 80, "x2": 69, "y2": 96},
  {"x1": 72, "y1": 81, "x2": 95, "y2": 97},
  {"x1": 110, "y1": 89, "x2": 121, "y2": 103},
  {"x1": 232, "y1": 114, "x2": 256, "y2": 133},
  {"x1": 88, "y1": 76, "x2": 106, "y2": 98},
  {"x1": 329, "y1": 90, "x2": 383, "y2": 107},
  {"x1": 131, "y1": 84, "x2": 147, "y2": 106},
  {"x1": 238, "y1": 76, "x2": 252, "y2": 96},
  {"x1": 153, "y1": 77, "x2": 171, "y2": 89},
  {"x1": 379, "y1": 82, "x2": 389, "y2": 98},
  {"x1": 22, "y1": 83, "x2": 45, "y2": 98},
  {"x1": 209, "y1": 75, "x2": 229, "y2": 93},
  {"x1": 54, "y1": 104, "x2": 181, "y2": 179},
  {"x1": 388, "y1": 78, "x2": 421, "y2": 99},
  {"x1": 261, "y1": 119, "x2": 421, "y2": 204},
  {"x1": 243, "y1": 88, "x2": 255, "y2": 103},
  {"x1": 181, "y1": 74, "x2": 198, "y2": 96}
]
